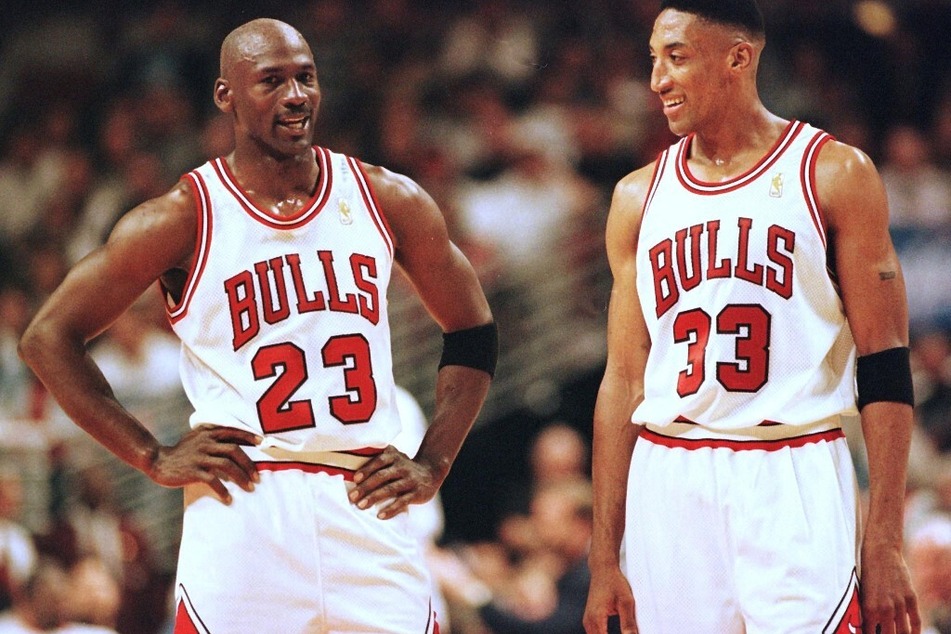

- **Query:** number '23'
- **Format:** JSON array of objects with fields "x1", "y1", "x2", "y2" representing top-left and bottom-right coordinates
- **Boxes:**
[{"x1": 250, "y1": 334, "x2": 377, "y2": 434}]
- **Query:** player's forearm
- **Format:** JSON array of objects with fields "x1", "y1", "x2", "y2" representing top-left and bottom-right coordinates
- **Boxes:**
[
  {"x1": 589, "y1": 426, "x2": 640, "y2": 568},
  {"x1": 860, "y1": 401, "x2": 914, "y2": 546},
  {"x1": 413, "y1": 364, "x2": 491, "y2": 484},
  {"x1": 588, "y1": 379, "x2": 642, "y2": 568},
  {"x1": 19, "y1": 320, "x2": 161, "y2": 473}
]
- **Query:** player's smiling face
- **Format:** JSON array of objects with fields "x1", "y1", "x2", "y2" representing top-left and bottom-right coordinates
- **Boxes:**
[
  {"x1": 226, "y1": 31, "x2": 321, "y2": 158},
  {"x1": 649, "y1": 10, "x2": 732, "y2": 137}
]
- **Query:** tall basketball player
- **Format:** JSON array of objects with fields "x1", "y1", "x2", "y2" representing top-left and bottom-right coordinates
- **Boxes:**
[
  {"x1": 19, "y1": 18, "x2": 496, "y2": 633},
  {"x1": 582, "y1": 1, "x2": 920, "y2": 633}
]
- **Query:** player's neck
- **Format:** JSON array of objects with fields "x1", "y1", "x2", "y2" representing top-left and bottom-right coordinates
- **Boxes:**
[
  {"x1": 226, "y1": 148, "x2": 320, "y2": 216},
  {"x1": 690, "y1": 108, "x2": 787, "y2": 177}
]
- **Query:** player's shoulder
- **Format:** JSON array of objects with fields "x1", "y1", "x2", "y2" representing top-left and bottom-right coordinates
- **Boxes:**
[
  {"x1": 106, "y1": 178, "x2": 198, "y2": 259},
  {"x1": 349, "y1": 158, "x2": 444, "y2": 252},
  {"x1": 814, "y1": 137, "x2": 880, "y2": 186},
  {"x1": 610, "y1": 160, "x2": 661, "y2": 216},
  {"x1": 813, "y1": 137, "x2": 889, "y2": 228},
  {"x1": 123, "y1": 179, "x2": 196, "y2": 228},
  {"x1": 353, "y1": 159, "x2": 425, "y2": 204}
]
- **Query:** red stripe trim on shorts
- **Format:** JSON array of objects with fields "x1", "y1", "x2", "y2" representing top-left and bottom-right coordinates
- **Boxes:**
[
  {"x1": 254, "y1": 461, "x2": 362, "y2": 480},
  {"x1": 249, "y1": 447, "x2": 385, "y2": 480},
  {"x1": 640, "y1": 427, "x2": 845, "y2": 451}
]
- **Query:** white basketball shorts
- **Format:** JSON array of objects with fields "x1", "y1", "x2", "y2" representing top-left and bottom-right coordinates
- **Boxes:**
[
  {"x1": 624, "y1": 423, "x2": 863, "y2": 633},
  {"x1": 173, "y1": 462, "x2": 439, "y2": 634}
]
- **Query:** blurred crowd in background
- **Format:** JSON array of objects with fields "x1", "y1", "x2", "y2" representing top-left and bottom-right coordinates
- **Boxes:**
[{"x1": 0, "y1": 0, "x2": 949, "y2": 632}]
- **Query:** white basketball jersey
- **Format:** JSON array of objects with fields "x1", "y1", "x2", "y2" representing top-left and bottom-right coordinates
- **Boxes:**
[
  {"x1": 633, "y1": 121, "x2": 858, "y2": 430},
  {"x1": 167, "y1": 147, "x2": 401, "y2": 452}
]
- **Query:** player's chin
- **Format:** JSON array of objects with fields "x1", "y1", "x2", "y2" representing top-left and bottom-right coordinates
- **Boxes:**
[
  {"x1": 666, "y1": 118, "x2": 692, "y2": 138},
  {"x1": 274, "y1": 124, "x2": 314, "y2": 147}
]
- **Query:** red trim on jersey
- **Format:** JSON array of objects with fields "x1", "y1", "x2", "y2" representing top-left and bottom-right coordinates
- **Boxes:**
[
  {"x1": 800, "y1": 131, "x2": 834, "y2": 248},
  {"x1": 640, "y1": 426, "x2": 845, "y2": 451},
  {"x1": 167, "y1": 172, "x2": 213, "y2": 324},
  {"x1": 348, "y1": 157, "x2": 396, "y2": 258},
  {"x1": 210, "y1": 146, "x2": 333, "y2": 229},
  {"x1": 675, "y1": 120, "x2": 805, "y2": 195},
  {"x1": 641, "y1": 150, "x2": 668, "y2": 222}
]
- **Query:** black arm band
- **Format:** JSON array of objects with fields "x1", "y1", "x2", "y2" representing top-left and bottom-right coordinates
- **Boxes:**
[
  {"x1": 856, "y1": 346, "x2": 914, "y2": 410},
  {"x1": 439, "y1": 322, "x2": 499, "y2": 378}
]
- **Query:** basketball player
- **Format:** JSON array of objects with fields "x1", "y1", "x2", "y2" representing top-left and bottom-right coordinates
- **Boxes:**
[
  {"x1": 582, "y1": 1, "x2": 920, "y2": 633},
  {"x1": 19, "y1": 18, "x2": 496, "y2": 633}
]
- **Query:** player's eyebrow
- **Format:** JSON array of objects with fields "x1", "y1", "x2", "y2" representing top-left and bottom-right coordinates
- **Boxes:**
[{"x1": 649, "y1": 41, "x2": 688, "y2": 55}]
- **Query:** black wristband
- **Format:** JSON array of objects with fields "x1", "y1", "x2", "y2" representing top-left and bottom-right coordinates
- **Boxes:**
[
  {"x1": 856, "y1": 346, "x2": 914, "y2": 410},
  {"x1": 439, "y1": 322, "x2": 499, "y2": 378}
]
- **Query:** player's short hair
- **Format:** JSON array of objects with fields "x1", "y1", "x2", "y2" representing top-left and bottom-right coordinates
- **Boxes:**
[{"x1": 659, "y1": 0, "x2": 765, "y2": 36}]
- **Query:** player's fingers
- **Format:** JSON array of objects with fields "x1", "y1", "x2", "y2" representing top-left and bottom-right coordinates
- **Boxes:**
[
  {"x1": 350, "y1": 472, "x2": 408, "y2": 509},
  {"x1": 213, "y1": 443, "x2": 260, "y2": 484},
  {"x1": 205, "y1": 454, "x2": 257, "y2": 492},
  {"x1": 906, "y1": 594, "x2": 922, "y2": 634},
  {"x1": 353, "y1": 448, "x2": 399, "y2": 484},
  {"x1": 581, "y1": 609, "x2": 607, "y2": 634},
  {"x1": 620, "y1": 616, "x2": 638, "y2": 634},
  {"x1": 375, "y1": 491, "x2": 414, "y2": 519},
  {"x1": 207, "y1": 425, "x2": 263, "y2": 447},
  {"x1": 601, "y1": 589, "x2": 636, "y2": 634},
  {"x1": 197, "y1": 471, "x2": 233, "y2": 505}
]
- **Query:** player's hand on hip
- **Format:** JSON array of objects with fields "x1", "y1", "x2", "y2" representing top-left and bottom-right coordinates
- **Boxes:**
[
  {"x1": 148, "y1": 424, "x2": 262, "y2": 504},
  {"x1": 349, "y1": 445, "x2": 438, "y2": 519},
  {"x1": 859, "y1": 542, "x2": 922, "y2": 634},
  {"x1": 583, "y1": 568, "x2": 638, "y2": 634}
]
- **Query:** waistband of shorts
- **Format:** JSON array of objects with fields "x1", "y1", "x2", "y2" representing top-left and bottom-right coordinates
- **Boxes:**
[
  {"x1": 640, "y1": 417, "x2": 845, "y2": 451},
  {"x1": 240, "y1": 444, "x2": 383, "y2": 480}
]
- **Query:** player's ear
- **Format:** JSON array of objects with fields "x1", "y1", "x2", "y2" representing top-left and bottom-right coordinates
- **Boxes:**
[
  {"x1": 214, "y1": 78, "x2": 233, "y2": 113},
  {"x1": 729, "y1": 41, "x2": 754, "y2": 71}
]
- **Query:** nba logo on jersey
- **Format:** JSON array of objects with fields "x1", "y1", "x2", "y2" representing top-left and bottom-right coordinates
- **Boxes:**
[
  {"x1": 338, "y1": 198, "x2": 353, "y2": 224},
  {"x1": 769, "y1": 172, "x2": 784, "y2": 198}
]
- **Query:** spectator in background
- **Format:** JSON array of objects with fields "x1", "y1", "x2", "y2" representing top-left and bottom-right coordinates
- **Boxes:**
[
  {"x1": 36, "y1": 465, "x2": 164, "y2": 634},
  {"x1": 906, "y1": 515, "x2": 951, "y2": 634},
  {"x1": 435, "y1": 0, "x2": 540, "y2": 92},
  {"x1": 0, "y1": 121, "x2": 68, "y2": 251},
  {"x1": 880, "y1": 125, "x2": 951, "y2": 231},
  {"x1": 913, "y1": 330, "x2": 951, "y2": 454},
  {"x1": 498, "y1": 422, "x2": 590, "y2": 529},
  {"x1": 0, "y1": 558, "x2": 66, "y2": 633},
  {"x1": 437, "y1": 477, "x2": 592, "y2": 634},
  {"x1": 0, "y1": 286, "x2": 34, "y2": 421},
  {"x1": 0, "y1": 466, "x2": 37, "y2": 611},
  {"x1": 57, "y1": 556, "x2": 121, "y2": 634},
  {"x1": 454, "y1": 119, "x2": 603, "y2": 358},
  {"x1": 934, "y1": 94, "x2": 951, "y2": 171}
]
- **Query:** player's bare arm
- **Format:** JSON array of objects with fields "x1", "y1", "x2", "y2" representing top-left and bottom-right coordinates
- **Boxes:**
[
  {"x1": 818, "y1": 140, "x2": 922, "y2": 634},
  {"x1": 348, "y1": 164, "x2": 494, "y2": 519},
  {"x1": 583, "y1": 164, "x2": 655, "y2": 634},
  {"x1": 19, "y1": 182, "x2": 261, "y2": 505}
]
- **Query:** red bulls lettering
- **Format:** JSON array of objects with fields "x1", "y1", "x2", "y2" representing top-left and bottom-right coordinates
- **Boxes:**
[
  {"x1": 225, "y1": 250, "x2": 381, "y2": 350},
  {"x1": 649, "y1": 217, "x2": 795, "y2": 318}
]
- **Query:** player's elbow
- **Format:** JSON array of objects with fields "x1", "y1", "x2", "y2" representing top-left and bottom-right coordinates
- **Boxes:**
[{"x1": 18, "y1": 316, "x2": 58, "y2": 372}]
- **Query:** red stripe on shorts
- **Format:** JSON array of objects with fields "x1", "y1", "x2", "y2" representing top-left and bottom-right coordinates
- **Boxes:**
[
  {"x1": 254, "y1": 461, "x2": 361, "y2": 480},
  {"x1": 640, "y1": 427, "x2": 845, "y2": 451}
]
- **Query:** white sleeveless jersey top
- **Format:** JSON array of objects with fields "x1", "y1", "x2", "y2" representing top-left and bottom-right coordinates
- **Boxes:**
[
  {"x1": 167, "y1": 147, "x2": 401, "y2": 452},
  {"x1": 633, "y1": 121, "x2": 858, "y2": 431}
]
